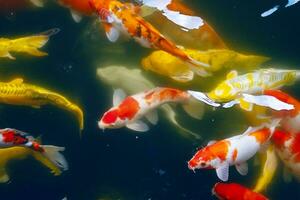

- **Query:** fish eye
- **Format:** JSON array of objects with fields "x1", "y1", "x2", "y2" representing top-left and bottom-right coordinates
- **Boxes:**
[{"x1": 200, "y1": 162, "x2": 206, "y2": 167}]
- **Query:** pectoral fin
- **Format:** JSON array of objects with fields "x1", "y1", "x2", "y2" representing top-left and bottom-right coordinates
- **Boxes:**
[
  {"x1": 216, "y1": 163, "x2": 229, "y2": 181},
  {"x1": 104, "y1": 23, "x2": 120, "y2": 42},
  {"x1": 235, "y1": 162, "x2": 248, "y2": 176},
  {"x1": 188, "y1": 90, "x2": 221, "y2": 107},
  {"x1": 113, "y1": 89, "x2": 126, "y2": 106},
  {"x1": 70, "y1": 10, "x2": 82, "y2": 23},
  {"x1": 126, "y1": 120, "x2": 149, "y2": 132},
  {"x1": 145, "y1": 111, "x2": 158, "y2": 125}
]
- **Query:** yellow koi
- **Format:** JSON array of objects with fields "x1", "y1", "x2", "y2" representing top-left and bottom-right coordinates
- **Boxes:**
[
  {"x1": 253, "y1": 145, "x2": 278, "y2": 193},
  {"x1": 0, "y1": 28, "x2": 59, "y2": 60},
  {"x1": 0, "y1": 146, "x2": 61, "y2": 183},
  {"x1": 0, "y1": 78, "x2": 84, "y2": 132},
  {"x1": 142, "y1": 49, "x2": 270, "y2": 82}
]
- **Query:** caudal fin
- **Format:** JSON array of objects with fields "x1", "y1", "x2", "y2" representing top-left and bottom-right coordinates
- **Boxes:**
[{"x1": 42, "y1": 145, "x2": 68, "y2": 171}]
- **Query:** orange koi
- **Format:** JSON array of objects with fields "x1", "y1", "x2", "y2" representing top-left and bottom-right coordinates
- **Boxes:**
[
  {"x1": 212, "y1": 182, "x2": 269, "y2": 200},
  {"x1": 89, "y1": 0, "x2": 208, "y2": 70}
]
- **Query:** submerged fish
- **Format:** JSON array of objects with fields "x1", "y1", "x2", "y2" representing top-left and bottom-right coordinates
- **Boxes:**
[
  {"x1": 89, "y1": 0, "x2": 208, "y2": 70},
  {"x1": 272, "y1": 129, "x2": 300, "y2": 182},
  {"x1": 188, "y1": 120, "x2": 279, "y2": 181},
  {"x1": 0, "y1": 128, "x2": 68, "y2": 171},
  {"x1": 0, "y1": 28, "x2": 59, "y2": 60},
  {"x1": 253, "y1": 145, "x2": 278, "y2": 193},
  {"x1": 264, "y1": 90, "x2": 300, "y2": 134},
  {"x1": 99, "y1": 87, "x2": 204, "y2": 132},
  {"x1": 188, "y1": 69, "x2": 298, "y2": 111},
  {"x1": 0, "y1": 146, "x2": 62, "y2": 183},
  {"x1": 142, "y1": 49, "x2": 269, "y2": 82},
  {"x1": 97, "y1": 65, "x2": 201, "y2": 139},
  {"x1": 0, "y1": 78, "x2": 84, "y2": 132},
  {"x1": 212, "y1": 182, "x2": 269, "y2": 200}
]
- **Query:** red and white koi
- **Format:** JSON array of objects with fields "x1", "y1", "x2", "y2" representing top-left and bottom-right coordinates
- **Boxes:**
[
  {"x1": 272, "y1": 129, "x2": 300, "y2": 181},
  {"x1": 99, "y1": 87, "x2": 204, "y2": 132},
  {"x1": 0, "y1": 128, "x2": 68, "y2": 171},
  {"x1": 188, "y1": 120, "x2": 279, "y2": 181},
  {"x1": 88, "y1": 0, "x2": 208, "y2": 72},
  {"x1": 212, "y1": 182, "x2": 269, "y2": 200}
]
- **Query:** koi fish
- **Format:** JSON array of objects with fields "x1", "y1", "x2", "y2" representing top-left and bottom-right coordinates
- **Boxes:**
[
  {"x1": 264, "y1": 90, "x2": 300, "y2": 134},
  {"x1": 97, "y1": 65, "x2": 201, "y2": 139},
  {"x1": 0, "y1": 146, "x2": 62, "y2": 183},
  {"x1": 188, "y1": 69, "x2": 298, "y2": 111},
  {"x1": 253, "y1": 145, "x2": 278, "y2": 193},
  {"x1": 188, "y1": 120, "x2": 279, "y2": 181},
  {"x1": 0, "y1": 28, "x2": 59, "y2": 60},
  {"x1": 58, "y1": 0, "x2": 94, "y2": 22},
  {"x1": 272, "y1": 129, "x2": 300, "y2": 181},
  {"x1": 99, "y1": 87, "x2": 204, "y2": 132},
  {"x1": 212, "y1": 182, "x2": 269, "y2": 200},
  {"x1": 0, "y1": 78, "x2": 84, "y2": 132},
  {"x1": 0, "y1": 128, "x2": 68, "y2": 174},
  {"x1": 142, "y1": 49, "x2": 269, "y2": 82},
  {"x1": 89, "y1": 0, "x2": 209, "y2": 72}
]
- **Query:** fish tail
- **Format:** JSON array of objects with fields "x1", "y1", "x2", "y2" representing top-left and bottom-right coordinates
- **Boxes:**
[{"x1": 41, "y1": 145, "x2": 68, "y2": 171}]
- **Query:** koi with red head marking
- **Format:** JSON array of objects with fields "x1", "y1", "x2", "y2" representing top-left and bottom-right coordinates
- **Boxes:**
[
  {"x1": 0, "y1": 128, "x2": 68, "y2": 171},
  {"x1": 212, "y1": 182, "x2": 269, "y2": 200},
  {"x1": 99, "y1": 87, "x2": 204, "y2": 132},
  {"x1": 188, "y1": 120, "x2": 280, "y2": 181},
  {"x1": 88, "y1": 0, "x2": 209, "y2": 70},
  {"x1": 272, "y1": 129, "x2": 300, "y2": 181}
]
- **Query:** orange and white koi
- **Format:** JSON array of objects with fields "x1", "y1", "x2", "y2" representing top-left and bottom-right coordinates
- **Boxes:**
[
  {"x1": 0, "y1": 128, "x2": 68, "y2": 171},
  {"x1": 99, "y1": 87, "x2": 204, "y2": 132},
  {"x1": 188, "y1": 120, "x2": 279, "y2": 181},
  {"x1": 188, "y1": 69, "x2": 298, "y2": 111},
  {"x1": 264, "y1": 90, "x2": 300, "y2": 134},
  {"x1": 212, "y1": 182, "x2": 269, "y2": 200},
  {"x1": 89, "y1": 0, "x2": 208, "y2": 71},
  {"x1": 272, "y1": 129, "x2": 300, "y2": 181}
]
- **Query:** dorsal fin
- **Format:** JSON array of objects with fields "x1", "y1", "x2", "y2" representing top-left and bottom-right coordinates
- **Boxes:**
[
  {"x1": 226, "y1": 70, "x2": 238, "y2": 80},
  {"x1": 10, "y1": 78, "x2": 23, "y2": 84}
]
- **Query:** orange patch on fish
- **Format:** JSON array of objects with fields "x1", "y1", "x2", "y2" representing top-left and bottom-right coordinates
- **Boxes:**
[
  {"x1": 272, "y1": 129, "x2": 291, "y2": 149},
  {"x1": 232, "y1": 148, "x2": 238, "y2": 161},
  {"x1": 118, "y1": 96, "x2": 140, "y2": 120},
  {"x1": 158, "y1": 88, "x2": 185, "y2": 101},
  {"x1": 208, "y1": 140, "x2": 231, "y2": 161},
  {"x1": 249, "y1": 128, "x2": 271, "y2": 144}
]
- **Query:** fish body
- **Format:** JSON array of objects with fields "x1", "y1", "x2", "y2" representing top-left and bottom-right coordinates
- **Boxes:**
[
  {"x1": 97, "y1": 66, "x2": 201, "y2": 139},
  {"x1": 264, "y1": 90, "x2": 300, "y2": 134},
  {"x1": 59, "y1": 0, "x2": 94, "y2": 15},
  {"x1": 89, "y1": 0, "x2": 207, "y2": 69},
  {"x1": 0, "y1": 78, "x2": 84, "y2": 131},
  {"x1": 272, "y1": 129, "x2": 300, "y2": 181},
  {"x1": 142, "y1": 49, "x2": 269, "y2": 82},
  {"x1": 99, "y1": 87, "x2": 203, "y2": 132},
  {"x1": 212, "y1": 182, "x2": 269, "y2": 200},
  {"x1": 0, "y1": 128, "x2": 68, "y2": 172},
  {"x1": 0, "y1": 28, "x2": 59, "y2": 60},
  {"x1": 188, "y1": 121, "x2": 278, "y2": 181}
]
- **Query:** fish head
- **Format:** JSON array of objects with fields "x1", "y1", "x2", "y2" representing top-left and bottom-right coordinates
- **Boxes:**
[
  {"x1": 99, "y1": 108, "x2": 126, "y2": 130},
  {"x1": 208, "y1": 83, "x2": 236, "y2": 102},
  {"x1": 188, "y1": 148, "x2": 213, "y2": 171},
  {"x1": 1, "y1": 129, "x2": 29, "y2": 145}
]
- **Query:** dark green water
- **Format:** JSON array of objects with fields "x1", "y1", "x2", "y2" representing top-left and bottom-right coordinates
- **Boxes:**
[{"x1": 0, "y1": 0, "x2": 299, "y2": 199}]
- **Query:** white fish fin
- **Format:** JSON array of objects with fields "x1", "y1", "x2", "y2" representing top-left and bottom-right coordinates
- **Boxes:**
[
  {"x1": 241, "y1": 126, "x2": 258, "y2": 137},
  {"x1": 30, "y1": 0, "x2": 44, "y2": 7},
  {"x1": 126, "y1": 120, "x2": 149, "y2": 132},
  {"x1": 226, "y1": 70, "x2": 238, "y2": 80},
  {"x1": 41, "y1": 145, "x2": 68, "y2": 171},
  {"x1": 235, "y1": 162, "x2": 248, "y2": 176},
  {"x1": 283, "y1": 167, "x2": 293, "y2": 183},
  {"x1": 182, "y1": 97, "x2": 205, "y2": 120},
  {"x1": 0, "y1": 167, "x2": 9, "y2": 183},
  {"x1": 188, "y1": 90, "x2": 221, "y2": 107},
  {"x1": 162, "y1": 9, "x2": 204, "y2": 30},
  {"x1": 113, "y1": 89, "x2": 126, "y2": 106},
  {"x1": 145, "y1": 111, "x2": 158, "y2": 125},
  {"x1": 216, "y1": 163, "x2": 229, "y2": 181},
  {"x1": 104, "y1": 23, "x2": 120, "y2": 42},
  {"x1": 70, "y1": 10, "x2": 82, "y2": 23},
  {"x1": 138, "y1": 0, "x2": 172, "y2": 11},
  {"x1": 222, "y1": 100, "x2": 240, "y2": 108},
  {"x1": 170, "y1": 70, "x2": 194, "y2": 82},
  {"x1": 285, "y1": 0, "x2": 300, "y2": 8},
  {"x1": 241, "y1": 94, "x2": 294, "y2": 111},
  {"x1": 10, "y1": 78, "x2": 23, "y2": 84},
  {"x1": 207, "y1": 140, "x2": 217, "y2": 146},
  {"x1": 261, "y1": 5, "x2": 280, "y2": 17},
  {"x1": 266, "y1": 119, "x2": 282, "y2": 135}
]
